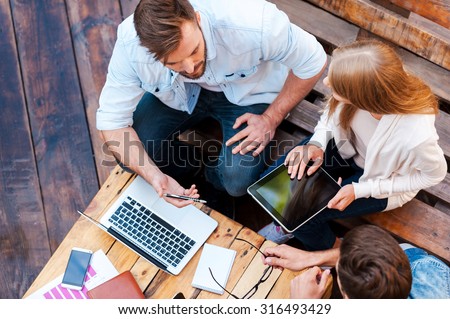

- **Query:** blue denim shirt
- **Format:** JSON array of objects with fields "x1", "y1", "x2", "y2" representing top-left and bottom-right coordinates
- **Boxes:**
[
  {"x1": 402, "y1": 245, "x2": 450, "y2": 299},
  {"x1": 97, "y1": 0, "x2": 326, "y2": 130}
]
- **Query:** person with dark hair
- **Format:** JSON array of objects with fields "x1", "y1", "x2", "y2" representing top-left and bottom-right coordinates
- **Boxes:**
[
  {"x1": 96, "y1": 0, "x2": 327, "y2": 209},
  {"x1": 262, "y1": 225, "x2": 450, "y2": 299}
]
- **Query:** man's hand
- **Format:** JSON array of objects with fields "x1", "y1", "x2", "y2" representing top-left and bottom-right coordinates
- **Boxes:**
[
  {"x1": 151, "y1": 172, "x2": 199, "y2": 208},
  {"x1": 290, "y1": 267, "x2": 331, "y2": 299},
  {"x1": 285, "y1": 144, "x2": 324, "y2": 180},
  {"x1": 328, "y1": 184, "x2": 355, "y2": 211},
  {"x1": 262, "y1": 244, "x2": 316, "y2": 271},
  {"x1": 225, "y1": 113, "x2": 276, "y2": 157}
]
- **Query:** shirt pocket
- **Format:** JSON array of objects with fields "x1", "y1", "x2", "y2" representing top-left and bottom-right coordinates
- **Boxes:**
[
  {"x1": 141, "y1": 82, "x2": 181, "y2": 109},
  {"x1": 224, "y1": 66, "x2": 258, "y2": 82}
]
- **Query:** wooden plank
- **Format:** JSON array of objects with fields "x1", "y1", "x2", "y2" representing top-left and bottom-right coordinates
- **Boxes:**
[
  {"x1": 144, "y1": 210, "x2": 244, "y2": 299},
  {"x1": 0, "y1": 0, "x2": 51, "y2": 299},
  {"x1": 425, "y1": 174, "x2": 450, "y2": 205},
  {"x1": 408, "y1": 12, "x2": 450, "y2": 44},
  {"x1": 65, "y1": 0, "x2": 123, "y2": 185},
  {"x1": 270, "y1": 0, "x2": 359, "y2": 47},
  {"x1": 228, "y1": 240, "x2": 282, "y2": 299},
  {"x1": 283, "y1": 1, "x2": 450, "y2": 105},
  {"x1": 400, "y1": 52, "x2": 450, "y2": 105},
  {"x1": 435, "y1": 201, "x2": 450, "y2": 217},
  {"x1": 338, "y1": 199, "x2": 450, "y2": 263},
  {"x1": 371, "y1": 0, "x2": 411, "y2": 17},
  {"x1": 278, "y1": 1, "x2": 450, "y2": 105},
  {"x1": 287, "y1": 100, "x2": 322, "y2": 134},
  {"x1": 305, "y1": 0, "x2": 450, "y2": 70},
  {"x1": 120, "y1": 0, "x2": 140, "y2": 19},
  {"x1": 11, "y1": 0, "x2": 99, "y2": 252},
  {"x1": 387, "y1": 0, "x2": 450, "y2": 29},
  {"x1": 130, "y1": 257, "x2": 160, "y2": 292}
]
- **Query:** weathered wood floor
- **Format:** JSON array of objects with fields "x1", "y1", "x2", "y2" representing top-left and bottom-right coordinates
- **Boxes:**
[
  {"x1": 0, "y1": 0, "x2": 143, "y2": 299},
  {"x1": 0, "y1": 0, "x2": 273, "y2": 298}
]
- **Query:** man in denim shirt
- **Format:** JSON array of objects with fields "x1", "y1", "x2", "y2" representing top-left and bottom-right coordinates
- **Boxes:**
[
  {"x1": 96, "y1": 0, "x2": 327, "y2": 208},
  {"x1": 262, "y1": 225, "x2": 450, "y2": 299}
]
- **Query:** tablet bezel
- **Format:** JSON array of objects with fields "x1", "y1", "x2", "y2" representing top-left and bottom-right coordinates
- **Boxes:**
[{"x1": 247, "y1": 163, "x2": 341, "y2": 233}]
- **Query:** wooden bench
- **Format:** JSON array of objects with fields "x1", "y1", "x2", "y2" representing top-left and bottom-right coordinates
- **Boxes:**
[{"x1": 183, "y1": 0, "x2": 450, "y2": 265}]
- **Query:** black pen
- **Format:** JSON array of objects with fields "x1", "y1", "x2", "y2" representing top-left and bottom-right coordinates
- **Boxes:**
[{"x1": 163, "y1": 193, "x2": 207, "y2": 204}]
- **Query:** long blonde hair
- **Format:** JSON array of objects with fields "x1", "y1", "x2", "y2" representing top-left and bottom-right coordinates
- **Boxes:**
[{"x1": 327, "y1": 40, "x2": 438, "y2": 130}]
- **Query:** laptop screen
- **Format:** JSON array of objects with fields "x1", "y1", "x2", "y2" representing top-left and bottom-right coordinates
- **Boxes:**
[{"x1": 248, "y1": 164, "x2": 341, "y2": 232}]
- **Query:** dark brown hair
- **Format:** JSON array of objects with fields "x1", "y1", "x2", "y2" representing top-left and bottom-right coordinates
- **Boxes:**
[
  {"x1": 327, "y1": 39, "x2": 438, "y2": 130},
  {"x1": 134, "y1": 0, "x2": 197, "y2": 62},
  {"x1": 338, "y1": 225, "x2": 412, "y2": 298}
]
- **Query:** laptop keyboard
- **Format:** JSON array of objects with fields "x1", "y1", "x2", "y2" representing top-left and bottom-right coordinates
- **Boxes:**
[{"x1": 108, "y1": 196, "x2": 196, "y2": 267}]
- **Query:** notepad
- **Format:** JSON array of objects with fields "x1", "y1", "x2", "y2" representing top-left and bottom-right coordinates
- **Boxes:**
[{"x1": 191, "y1": 243, "x2": 236, "y2": 294}]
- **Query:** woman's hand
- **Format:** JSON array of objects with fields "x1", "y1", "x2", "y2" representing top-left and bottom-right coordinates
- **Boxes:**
[
  {"x1": 284, "y1": 144, "x2": 324, "y2": 180},
  {"x1": 328, "y1": 184, "x2": 355, "y2": 211}
]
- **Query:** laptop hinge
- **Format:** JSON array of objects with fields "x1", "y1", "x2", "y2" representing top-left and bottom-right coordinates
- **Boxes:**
[{"x1": 107, "y1": 228, "x2": 171, "y2": 274}]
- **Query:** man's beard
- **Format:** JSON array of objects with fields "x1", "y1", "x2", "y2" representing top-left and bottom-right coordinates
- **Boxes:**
[{"x1": 180, "y1": 38, "x2": 207, "y2": 80}]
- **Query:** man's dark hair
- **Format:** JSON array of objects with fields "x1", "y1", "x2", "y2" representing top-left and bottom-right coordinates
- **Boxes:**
[
  {"x1": 134, "y1": 0, "x2": 197, "y2": 62},
  {"x1": 338, "y1": 225, "x2": 412, "y2": 298}
]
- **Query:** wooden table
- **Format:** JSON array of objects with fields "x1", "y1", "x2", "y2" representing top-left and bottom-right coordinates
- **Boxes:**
[{"x1": 23, "y1": 166, "x2": 332, "y2": 299}]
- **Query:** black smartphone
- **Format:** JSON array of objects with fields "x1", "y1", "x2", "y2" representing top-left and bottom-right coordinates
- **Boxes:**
[{"x1": 61, "y1": 247, "x2": 93, "y2": 290}]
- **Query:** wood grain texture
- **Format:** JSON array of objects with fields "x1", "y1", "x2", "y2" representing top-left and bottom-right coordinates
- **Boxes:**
[
  {"x1": 0, "y1": 0, "x2": 51, "y2": 299},
  {"x1": 306, "y1": 0, "x2": 450, "y2": 70},
  {"x1": 130, "y1": 257, "x2": 160, "y2": 292},
  {"x1": 388, "y1": 0, "x2": 450, "y2": 28},
  {"x1": 228, "y1": 240, "x2": 282, "y2": 299},
  {"x1": 280, "y1": 1, "x2": 450, "y2": 104},
  {"x1": 11, "y1": 0, "x2": 99, "y2": 252},
  {"x1": 65, "y1": 0, "x2": 123, "y2": 184},
  {"x1": 271, "y1": 0, "x2": 359, "y2": 47}
]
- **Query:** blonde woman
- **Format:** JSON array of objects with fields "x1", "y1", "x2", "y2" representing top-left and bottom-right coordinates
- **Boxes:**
[{"x1": 259, "y1": 39, "x2": 447, "y2": 250}]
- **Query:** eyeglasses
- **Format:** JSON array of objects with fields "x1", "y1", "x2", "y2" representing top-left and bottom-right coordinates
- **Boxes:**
[{"x1": 208, "y1": 238, "x2": 273, "y2": 299}]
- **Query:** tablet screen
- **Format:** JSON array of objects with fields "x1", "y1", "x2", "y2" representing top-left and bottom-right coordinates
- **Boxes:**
[{"x1": 248, "y1": 164, "x2": 341, "y2": 232}]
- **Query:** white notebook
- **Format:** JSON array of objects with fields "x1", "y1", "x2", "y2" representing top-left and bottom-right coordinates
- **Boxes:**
[{"x1": 191, "y1": 243, "x2": 236, "y2": 294}]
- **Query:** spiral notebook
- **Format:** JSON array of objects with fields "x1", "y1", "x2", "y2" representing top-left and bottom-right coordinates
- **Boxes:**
[{"x1": 191, "y1": 244, "x2": 236, "y2": 294}]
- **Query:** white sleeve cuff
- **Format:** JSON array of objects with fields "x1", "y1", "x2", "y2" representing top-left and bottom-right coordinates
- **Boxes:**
[{"x1": 352, "y1": 181, "x2": 372, "y2": 199}]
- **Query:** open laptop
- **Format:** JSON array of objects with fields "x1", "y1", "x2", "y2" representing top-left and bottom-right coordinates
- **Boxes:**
[
  {"x1": 247, "y1": 163, "x2": 341, "y2": 233},
  {"x1": 78, "y1": 175, "x2": 218, "y2": 275}
]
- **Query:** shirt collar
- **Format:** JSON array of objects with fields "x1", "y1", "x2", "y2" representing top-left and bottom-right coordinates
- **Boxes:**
[{"x1": 197, "y1": 11, "x2": 216, "y2": 61}]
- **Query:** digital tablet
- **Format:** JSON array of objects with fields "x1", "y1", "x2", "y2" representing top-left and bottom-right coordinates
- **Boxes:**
[{"x1": 247, "y1": 163, "x2": 341, "y2": 233}]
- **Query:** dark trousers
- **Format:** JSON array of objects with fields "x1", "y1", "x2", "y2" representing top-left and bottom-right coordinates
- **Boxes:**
[{"x1": 127, "y1": 89, "x2": 272, "y2": 197}]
